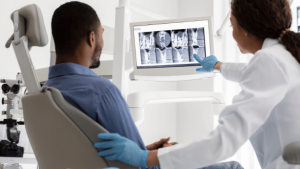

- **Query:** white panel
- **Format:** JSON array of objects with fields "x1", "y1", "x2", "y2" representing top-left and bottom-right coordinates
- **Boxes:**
[
  {"x1": 137, "y1": 103, "x2": 177, "y2": 145},
  {"x1": 177, "y1": 101, "x2": 214, "y2": 144},
  {"x1": 112, "y1": 6, "x2": 131, "y2": 94},
  {"x1": 177, "y1": 78, "x2": 214, "y2": 92},
  {"x1": 102, "y1": 25, "x2": 115, "y2": 55}
]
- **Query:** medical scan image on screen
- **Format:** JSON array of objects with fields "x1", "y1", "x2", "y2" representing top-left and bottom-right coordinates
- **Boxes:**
[{"x1": 138, "y1": 27, "x2": 206, "y2": 68}]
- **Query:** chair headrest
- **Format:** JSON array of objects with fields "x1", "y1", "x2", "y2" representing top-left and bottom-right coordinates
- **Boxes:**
[{"x1": 5, "y1": 4, "x2": 48, "y2": 48}]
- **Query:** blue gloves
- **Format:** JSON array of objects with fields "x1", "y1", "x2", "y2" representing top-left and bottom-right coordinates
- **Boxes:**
[
  {"x1": 94, "y1": 133, "x2": 149, "y2": 168},
  {"x1": 193, "y1": 54, "x2": 219, "y2": 72}
]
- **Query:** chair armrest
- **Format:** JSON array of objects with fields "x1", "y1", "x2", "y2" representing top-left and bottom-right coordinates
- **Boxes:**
[{"x1": 283, "y1": 142, "x2": 300, "y2": 164}]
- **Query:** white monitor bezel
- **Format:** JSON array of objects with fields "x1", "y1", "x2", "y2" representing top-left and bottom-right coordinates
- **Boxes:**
[{"x1": 130, "y1": 16, "x2": 215, "y2": 81}]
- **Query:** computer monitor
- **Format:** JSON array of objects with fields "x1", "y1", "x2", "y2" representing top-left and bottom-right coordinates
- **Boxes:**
[{"x1": 130, "y1": 16, "x2": 215, "y2": 81}]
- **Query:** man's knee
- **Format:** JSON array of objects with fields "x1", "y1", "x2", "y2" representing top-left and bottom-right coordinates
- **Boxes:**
[
  {"x1": 228, "y1": 161, "x2": 244, "y2": 169},
  {"x1": 201, "y1": 161, "x2": 244, "y2": 169}
]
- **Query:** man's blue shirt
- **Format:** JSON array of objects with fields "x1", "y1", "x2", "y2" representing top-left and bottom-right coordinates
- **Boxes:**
[{"x1": 44, "y1": 63, "x2": 159, "y2": 169}]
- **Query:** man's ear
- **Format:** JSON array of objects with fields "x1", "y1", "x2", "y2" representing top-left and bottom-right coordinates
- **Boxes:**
[{"x1": 87, "y1": 31, "x2": 96, "y2": 47}]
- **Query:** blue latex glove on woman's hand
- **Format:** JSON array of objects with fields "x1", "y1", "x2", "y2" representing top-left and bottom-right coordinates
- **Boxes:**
[
  {"x1": 94, "y1": 133, "x2": 149, "y2": 168},
  {"x1": 193, "y1": 54, "x2": 219, "y2": 72}
]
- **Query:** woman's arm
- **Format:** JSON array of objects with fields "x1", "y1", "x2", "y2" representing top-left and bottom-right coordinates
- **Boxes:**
[
  {"x1": 214, "y1": 62, "x2": 223, "y2": 71},
  {"x1": 156, "y1": 52, "x2": 289, "y2": 169},
  {"x1": 146, "y1": 142, "x2": 179, "y2": 166},
  {"x1": 193, "y1": 54, "x2": 247, "y2": 83}
]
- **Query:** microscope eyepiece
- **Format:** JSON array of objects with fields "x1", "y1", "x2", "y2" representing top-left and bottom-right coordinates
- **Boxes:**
[
  {"x1": 11, "y1": 84, "x2": 20, "y2": 94},
  {"x1": 1, "y1": 84, "x2": 10, "y2": 94}
]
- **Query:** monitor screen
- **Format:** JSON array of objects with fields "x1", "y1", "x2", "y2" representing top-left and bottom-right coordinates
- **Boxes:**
[{"x1": 133, "y1": 20, "x2": 211, "y2": 69}]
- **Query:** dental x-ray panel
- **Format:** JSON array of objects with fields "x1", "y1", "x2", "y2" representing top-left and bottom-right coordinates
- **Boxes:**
[{"x1": 131, "y1": 17, "x2": 215, "y2": 81}]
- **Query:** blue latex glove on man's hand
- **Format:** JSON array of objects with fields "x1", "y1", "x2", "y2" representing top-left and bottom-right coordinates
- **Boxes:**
[
  {"x1": 193, "y1": 54, "x2": 219, "y2": 72},
  {"x1": 94, "y1": 133, "x2": 149, "y2": 168}
]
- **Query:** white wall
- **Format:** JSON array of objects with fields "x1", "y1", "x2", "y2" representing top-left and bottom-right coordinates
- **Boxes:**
[
  {"x1": 178, "y1": 0, "x2": 214, "y2": 18},
  {"x1": 131, "y1": 0, "x2": 178, "y2": 19},
  {"x1": 291, "y1": 0, "x2": 300, "y2": 32}
]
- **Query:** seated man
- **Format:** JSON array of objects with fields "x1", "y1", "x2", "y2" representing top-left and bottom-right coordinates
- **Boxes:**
[
  {"x1": 45, "y1": 2, "x2": 243, "y2": 169},
  {"x1": 44, "y1": 2, "x2": 168, "y2": 169}
]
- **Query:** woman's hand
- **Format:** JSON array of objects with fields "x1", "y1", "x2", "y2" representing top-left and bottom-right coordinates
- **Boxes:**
[
  {"x1": 193, "y1": 54, "x2": 222, "y2": 72},
  {"x1": 94, "y1": 133, "x2": 149, "y2": 168}
]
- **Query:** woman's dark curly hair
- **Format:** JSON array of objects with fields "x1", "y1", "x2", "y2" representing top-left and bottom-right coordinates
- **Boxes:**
[{"x1": 231, "y1": 0, "x2": 300, "y2": 64}]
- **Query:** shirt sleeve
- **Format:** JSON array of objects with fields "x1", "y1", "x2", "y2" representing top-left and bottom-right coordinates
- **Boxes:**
[
  {"x1": 220, "y1": 62, "x2": 248, "y2": 82},
  {"x1": 96, "y1": 85, "x2": 148, "y2": 147},
  {"x1": 157, "y1": 52, "x2": 289, "y2": 169}
]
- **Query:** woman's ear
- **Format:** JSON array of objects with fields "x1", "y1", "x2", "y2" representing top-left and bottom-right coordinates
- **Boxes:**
[{"x1": 242, "y1": 28, "x2": 249, "y2": 37}]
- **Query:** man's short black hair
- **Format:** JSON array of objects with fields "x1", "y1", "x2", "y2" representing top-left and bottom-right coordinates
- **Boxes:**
[{"x1": 52, "y1": 1, "x2": 100, "y2": 56}]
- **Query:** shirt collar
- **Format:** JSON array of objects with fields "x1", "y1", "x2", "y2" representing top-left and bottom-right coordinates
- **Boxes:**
[
  {"x1": 49, "y1": 62, "x2": 98, "y2": 79},
  {"x1": 262, "y1": 38, "x2": 280, "y2": 50}
]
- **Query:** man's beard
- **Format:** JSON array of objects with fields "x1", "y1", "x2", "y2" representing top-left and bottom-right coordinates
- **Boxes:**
[{"x1": 89, "y1": 43, "x2": 102, "y2": 69}]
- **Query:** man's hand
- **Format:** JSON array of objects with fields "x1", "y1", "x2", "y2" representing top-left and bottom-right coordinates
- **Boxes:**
[
  {"x1": 163, "y1": 142, "x2": 178, "y2": 148},
  {"x1": 146, "y1": 137, "x2": 178, "y2": 150},
  {"x1": 146, "y1": 137, "x2": 170, "y2": 150}
]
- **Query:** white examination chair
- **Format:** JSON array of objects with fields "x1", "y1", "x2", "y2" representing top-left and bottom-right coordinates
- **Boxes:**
[{"x1": 6, "y1": 4, "x2": 138, "y2": 169}]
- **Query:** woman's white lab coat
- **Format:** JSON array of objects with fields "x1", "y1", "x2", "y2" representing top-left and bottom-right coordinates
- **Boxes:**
[{"x1": 157, "y1": 38, "x2": 300, "y2": 169}]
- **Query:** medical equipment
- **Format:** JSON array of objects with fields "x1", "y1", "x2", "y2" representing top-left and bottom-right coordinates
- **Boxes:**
[
  {"x1": 130, "y1": 17, "x2": 215, "y2": 81},
  {"x1": 0, "y1": 161, "x2": 23, "y2": 169},
  {"x1": 5, "y1": 3, "x2": 137, "y2": 169},
  {"x1": 0, "y1": 80, "x2": 24, "y2": 157}
]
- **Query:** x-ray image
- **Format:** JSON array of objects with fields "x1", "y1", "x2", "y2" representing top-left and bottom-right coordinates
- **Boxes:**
[
  {"x1": 154, "y1": 31, "x2": 173, "y2": 64},
  {"x1": 156, "y1": 48, "x2": 173, "y2": 63},
  {"x1": 171, "y1": 29, "x2": 188, "y2": 48},
  {"x1": 172, "y1": 47, "x2": 189, "y2": 63},
  {"x1": 188, "y1": 28, "x2": 206, "y2": 61},
  {"x1": 155, "y1": 31, "x2": 171, "y2": 48},
  {"x1": 139, "y1": 32, "x2": 157, "y2": 64},
  {"x1": 138, "y1": 27, "x2": 206, "y2": 66},
  {"x1": 171, "y1": 29, "x2": 189, "y2": 63},
  {"x1": 188, "y1": 46, "x2": 205, "y2": 61}
]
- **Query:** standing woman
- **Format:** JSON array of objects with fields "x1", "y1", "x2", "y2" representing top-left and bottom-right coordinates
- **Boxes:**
[{"x1": 94, "y1": 0, "x2": 300, "y2": 168}]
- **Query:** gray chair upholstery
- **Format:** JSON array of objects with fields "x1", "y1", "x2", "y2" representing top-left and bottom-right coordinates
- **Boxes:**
[
  {"x1": 5, "y1": 4, "x2": 48, "y2": 49},
  {"x1": 22, "y1": 87, "x2": 138, "y2": 169},
  {"x1": 283, "y1": 142, "x2": 300, "y2": 165}
]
